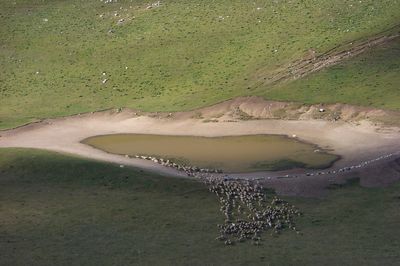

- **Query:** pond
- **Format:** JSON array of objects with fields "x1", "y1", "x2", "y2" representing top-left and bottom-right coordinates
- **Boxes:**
[{"x1": 83, "y1": 134, "x2": 338, "y2": 173}]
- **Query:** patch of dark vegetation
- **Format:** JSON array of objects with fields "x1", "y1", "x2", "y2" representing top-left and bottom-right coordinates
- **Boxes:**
[
  {"x1": 251, "y1": 159, "x2": 307, "y2": 171},
  {"x1": 327, "y1": 177, "x2": 360, "y2": 190},
  {"x1": 234, "y1": 108, "x2": 255, "y2": 121},
  {"x1": 252, "y1": 156, "x2": 340, "y2": 172}
]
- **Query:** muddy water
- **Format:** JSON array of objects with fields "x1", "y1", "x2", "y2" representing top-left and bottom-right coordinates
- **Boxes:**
[{"x1": 83, "y1": 134, "x2": 338, "y2": 173}]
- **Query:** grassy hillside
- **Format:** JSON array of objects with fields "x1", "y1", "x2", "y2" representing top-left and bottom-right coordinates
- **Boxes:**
[
  {"x1": 1, "y1": 148, "x2": 400, "y2": 265},
  {"x1": 1, "y1": 0, "x2": 400, "y2": 129},
  {"x1": 259, "y1": 37, "x2": 400, "y2": 110}
]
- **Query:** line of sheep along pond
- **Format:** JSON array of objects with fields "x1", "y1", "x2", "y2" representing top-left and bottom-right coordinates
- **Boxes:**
[
  {"x1": 124, "y1": 151, "x2": 400, "y2": 180},
  {"x1": 127, "y1": 155, "x2": 223, "y2": 175},
  {"x1": 260, "y1": 150, "x2": 400, "y2": 181}
]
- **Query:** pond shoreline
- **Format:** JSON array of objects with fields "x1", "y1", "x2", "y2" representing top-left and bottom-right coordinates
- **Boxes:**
[
  {"x1": 0, "y1": 107, "x2": 399, "y2": 196},
  {"x1": 81, "y1": 133, "x2": 339, "y2": 173}
]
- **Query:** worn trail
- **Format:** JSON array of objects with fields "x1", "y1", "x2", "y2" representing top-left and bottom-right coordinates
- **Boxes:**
[{"x1": 252, "y1": 24, "x2": 400, "y2": 88}]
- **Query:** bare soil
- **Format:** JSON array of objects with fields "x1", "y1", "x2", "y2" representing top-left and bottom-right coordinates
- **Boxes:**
[{"x1": 1, "y1": 98, "x2": 399, "y2": 197}]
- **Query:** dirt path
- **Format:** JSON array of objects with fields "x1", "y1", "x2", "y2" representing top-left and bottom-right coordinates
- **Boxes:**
[
  {"x1": 252, "y1": 24, "x2": 400, "y2": 87},
  {"x1": 0, "y1": 104, "x2": 399, "y2": 196}
]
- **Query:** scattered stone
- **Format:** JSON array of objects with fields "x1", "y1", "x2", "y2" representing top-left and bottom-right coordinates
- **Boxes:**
[{"x1": 146, "y1": 1, "x2": 161, "y2": 9}]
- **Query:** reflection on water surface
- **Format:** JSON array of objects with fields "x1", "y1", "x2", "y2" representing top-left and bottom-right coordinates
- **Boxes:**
[{"x1": 83, "y1": 134, "x2": 338, "y2": 172}]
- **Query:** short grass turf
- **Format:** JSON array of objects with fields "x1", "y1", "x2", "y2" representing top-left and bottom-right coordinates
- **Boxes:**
[
  {"x1": 1, "y1": 148, "x2": 400, "y2": 265},
  {"x1": 258, "y1": 37, "x2": 400, "y2": 110},
  {"x1": 1, "y1": 0, "x2": 400, "y2": 129}
]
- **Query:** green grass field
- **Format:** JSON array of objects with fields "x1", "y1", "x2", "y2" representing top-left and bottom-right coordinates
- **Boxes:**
[
  {"x1": 1, "y1": 148, "x2": 400, "y2": 265},
  {"x1": 1, "y1": 0, "x2": 400, "y2": 129},
  {"x1": 258, "y1": 38, "x2": 400, "y2": 110},
  {"x1": 1, "y1": 1, "x2": 400, "y2": 264}
]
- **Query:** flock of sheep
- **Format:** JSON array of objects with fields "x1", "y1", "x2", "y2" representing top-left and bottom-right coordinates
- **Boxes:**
[
  {"x1": 204, "y1": 177, "x2": 301, "y2": 245},
  {"x1": 126, "y1": 150, "x2": 400, "y2": 245},
  {"x1": 126, "y1": 154, "x2": 300, "y2": 245}
]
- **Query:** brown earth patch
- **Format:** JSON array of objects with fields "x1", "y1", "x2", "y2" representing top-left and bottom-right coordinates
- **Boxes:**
[{"x1": 0, "y1": 97, "x2": 399, "y2": 197}]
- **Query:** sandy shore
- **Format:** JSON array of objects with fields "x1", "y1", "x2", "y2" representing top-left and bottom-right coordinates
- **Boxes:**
[{"x1": 1, "y1": 107, "x2": 399, "y2": 196}]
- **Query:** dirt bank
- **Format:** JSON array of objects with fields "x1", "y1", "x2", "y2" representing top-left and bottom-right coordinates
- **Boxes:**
[
  {"x1": 171, "y1": 96, "x2": 400, "y2": 126},
  {"x1": 0, "y1": 98, "x2": 399, "y2": 196}
]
